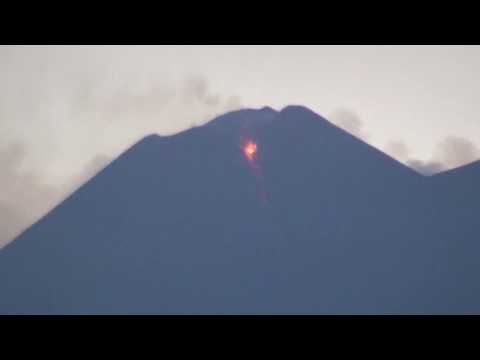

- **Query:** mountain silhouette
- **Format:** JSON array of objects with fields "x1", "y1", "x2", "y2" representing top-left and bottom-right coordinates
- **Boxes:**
[{"x1": 1, "y1": 105, "x2": 479, "y2": 314}]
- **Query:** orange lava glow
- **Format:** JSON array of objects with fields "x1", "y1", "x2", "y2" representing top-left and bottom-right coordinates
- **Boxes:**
[{"x1": 244, "y1": 141, "x2": 258, "y2": 160}]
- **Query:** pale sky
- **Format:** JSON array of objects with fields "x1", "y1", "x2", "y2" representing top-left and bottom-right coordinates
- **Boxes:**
[{"x1": 1, "y1": 45, "x2": 480, "y2": 246}]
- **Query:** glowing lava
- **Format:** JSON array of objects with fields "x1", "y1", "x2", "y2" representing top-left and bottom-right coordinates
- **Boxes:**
[
  {"x1": 244, "y1": 141, "x2": 258, "y2": 160},
  {"x1": 242, "y1": 139, "x2": 266, "y2": 205}
]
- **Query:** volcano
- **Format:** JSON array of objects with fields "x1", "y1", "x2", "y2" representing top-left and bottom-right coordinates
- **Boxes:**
[{"x1": 1, "y1": 105, "x2": 479, "y2": 314}]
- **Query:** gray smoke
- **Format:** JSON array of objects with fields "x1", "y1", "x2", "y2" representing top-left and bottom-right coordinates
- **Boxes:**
[
  {"x1": 0, "y1": 72, "x2": 242, "y2": 249},
  {"x1": 384, "y1": 141, "x2": 410, "y2": 162},
  {"x1": 0, "y1": 47, "x2": 243, "y2": 248},
  {"x1": 328, "y1": 109, "x2": 369, "y2": 140}
]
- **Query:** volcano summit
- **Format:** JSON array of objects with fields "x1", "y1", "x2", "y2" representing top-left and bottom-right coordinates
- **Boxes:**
[{"x1": 1, "y1": 106, "x2": 479, "y2": 314}]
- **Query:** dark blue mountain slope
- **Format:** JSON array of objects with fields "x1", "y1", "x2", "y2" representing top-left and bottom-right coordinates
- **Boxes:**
[{"x1": 0, "y1": 106, "x2": 478, "y2": 314}]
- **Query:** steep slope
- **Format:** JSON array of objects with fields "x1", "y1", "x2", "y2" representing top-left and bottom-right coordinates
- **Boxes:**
[
  {"x1": 0, "y1": 106, "x2": 478, "y2": 314},
  {"x1": 419, "y1": 160, "x2": 480, "y2": 311}
]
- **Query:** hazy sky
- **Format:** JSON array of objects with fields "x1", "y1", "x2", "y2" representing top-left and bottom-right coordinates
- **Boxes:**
[{"x1": 1, "y1": 45, "x2": 480, "y2": 246}]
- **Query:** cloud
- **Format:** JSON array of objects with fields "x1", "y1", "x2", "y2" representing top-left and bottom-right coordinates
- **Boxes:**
[
  {"x1": 406, "y1": 159, "x2": 446, "y2": 176},
  {"x1": 64, "y1": 155, "x2": 112, "y2": 192},
  {"x1": 0, "y1": 142, "x2": 59, "y2": 247},
  {"x1": 384, "y1": 137, "x2": 479, "y2": 176},
  {"x1": 0, "y1": 202, "x2": 25, "y2": 248},
  {"x1": 327, "y1": 109, "x2": 369, "y2": 141},
  {"x1": 327, "y1": 114, "x2": 460, "y2": 176},
  {"x1": 0, "y1": 147, "x2": 113, "y2": 248},
  {"x1": 434, "y1": 136, "x2": 480, "y2": 169}
]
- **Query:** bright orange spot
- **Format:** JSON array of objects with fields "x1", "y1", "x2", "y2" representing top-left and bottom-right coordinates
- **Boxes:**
[{"x1": 244, "y1": 141, "x2": 258, "y2": 160}]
